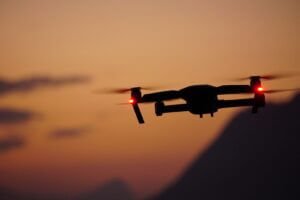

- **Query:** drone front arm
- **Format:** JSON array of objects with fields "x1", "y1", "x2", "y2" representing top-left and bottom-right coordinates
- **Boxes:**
[
  {"x1": 217, "y1": 85, "x2": 252, "y2": 95},
  {"x1": 142, "y1": 90, "x2": 180, "y2": 102}
]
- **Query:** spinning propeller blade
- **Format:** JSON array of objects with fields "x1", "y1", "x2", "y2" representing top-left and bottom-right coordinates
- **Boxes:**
[
  {"x1": 95, "y1": 86, "x2": 152, "y2": 124},
  {"x1": 94, "y1": 86, "x2": 160, "y2": 94},
  {"x1": 240, "y1": 88, "x2": 300, "y2": 95},
  {"x1": 264, "y1": 88, "x2": 300, "y2": 94},
  {"x1": 232, "y1": 72, "x2": 299, "y2": 81}
]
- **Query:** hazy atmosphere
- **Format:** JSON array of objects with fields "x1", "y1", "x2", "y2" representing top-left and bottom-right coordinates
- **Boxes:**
[{"x1": 0, "y1": 0, "x2": 299, "y2": 199}]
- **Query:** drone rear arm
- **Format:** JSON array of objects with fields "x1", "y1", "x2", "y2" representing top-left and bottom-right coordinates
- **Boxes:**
[
  {"x1": 218, "y1": 98, "x2": 254, "y2": 109},
  {"x1": 155, "y1": 102, "x2": 189, "y2": 116},
  {"x1": 162, "y1": 104, "x2": 189, "y2": 113}
]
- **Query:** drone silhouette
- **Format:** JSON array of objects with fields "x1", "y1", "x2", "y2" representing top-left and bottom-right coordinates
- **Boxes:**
[{"x1": 99, "y1": 74, "x2": 299, "y2": 124}]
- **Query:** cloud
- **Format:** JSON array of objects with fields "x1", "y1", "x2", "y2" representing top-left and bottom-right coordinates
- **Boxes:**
[
  {"x1": 49, "y1": 127, "x2": 91, "y2": 140},
  {"x1": 0, "y1": 136, "x2": 25, "y2": 153},
  {"x1": 0, "y1": 75, "x2": 90, "y2": 96},
  {"x1": 0, "y1": 108, "x2": 35, "y2": 125}
]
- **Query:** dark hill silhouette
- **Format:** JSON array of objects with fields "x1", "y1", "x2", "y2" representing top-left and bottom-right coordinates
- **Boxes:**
[
  {"x1": 0, "y1": 186, "x2": 20, "y2": 200},
  {"x1": 78, "y1": 179, "x2": 135, "y2": 200},
  {"x1": 0, "y1": 186, "x2": 41, "y2": 200},
  {"x1": 0, "y1": 179, "x2": 135, "y2": 200},
  {"x1": 152, "y1": 94, "x2": 300, "y2": 200},
  {"x1": 0, "y1": 187, "x2": 67, "y2": 200}
]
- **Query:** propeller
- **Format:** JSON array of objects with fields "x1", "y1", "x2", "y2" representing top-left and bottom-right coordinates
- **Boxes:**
[
  {"x1": 232, "y1": 72, "x2": 299, "y2": 81},
  {"x1": 264, "y1": 88, "x2": 300, "y2": 94},
  {"x1": 116, "y1": 101, "x2": 153, "y2": 105},
  {"x1": 116, "y1": 102, "x2": 132, "y2": 105},
  {"x1": 93, "y1": 86, "x2": 159, "y2": 94},
  {"x1": 241, "y1": 88, "x2": 300, "y2": 95}
]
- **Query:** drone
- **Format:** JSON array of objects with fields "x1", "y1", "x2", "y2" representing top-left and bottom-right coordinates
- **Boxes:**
[{"x1": 100, "y1": 74, "x2": 299, "y2": 124}]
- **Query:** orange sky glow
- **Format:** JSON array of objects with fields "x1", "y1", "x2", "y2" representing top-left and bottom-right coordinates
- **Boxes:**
[{"x1": 0, "y1": 0, "x2": 299, "y2": 198}]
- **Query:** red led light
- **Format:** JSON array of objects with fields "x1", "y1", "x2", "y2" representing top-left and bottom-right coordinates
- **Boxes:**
[
  {"x1": 129, "y1": 98, "x2": 135, "y2": 104},
  {"x1": 257, "y1": 87, "x2": 264, "y2": 92}
]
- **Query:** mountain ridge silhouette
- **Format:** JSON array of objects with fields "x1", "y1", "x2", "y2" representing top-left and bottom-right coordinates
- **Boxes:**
[
  {"x1": 152, "y1": 93, "x2": 300, "y2": 200},
  {"x1": 78, "y1": 178, "x2": 135, "y2": 200},
  {"x1": 0, "y1": 179, "x2": 135, "y2": 200}
]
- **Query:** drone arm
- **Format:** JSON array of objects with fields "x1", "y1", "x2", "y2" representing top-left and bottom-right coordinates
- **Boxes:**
[
  {"x1": 142, "y1": 90, "x2": 180, "y2": 102},
  {"x1": 155, "y1": 103, "x2": 189, "y2": 116},
  {"x1": 218, "y1": 98, "x2": 254, "y2": 109},
  {"x1": 217, "y1": 85, "x2": 252, "y2": 94},
  {"x1": 132, "y1": 104, "x2": 144, "y2": 124},
  {"x1": 163, "y1": 104, "x2": 189, "y2": 113}
]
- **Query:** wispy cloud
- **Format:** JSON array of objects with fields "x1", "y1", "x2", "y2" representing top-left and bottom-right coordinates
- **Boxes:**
[
  {"x1": 0, "y1": 75, "x2": 90, "y2": 96},
  {"x1": 49, "y1": 126, "x2": 91, "y2": 140},
  {"x1": 0, "y1": 136, "x2": 25, "y2": 153},
  {"x1": 0, "y1": 108, "x2": 35, "y2": 125}
]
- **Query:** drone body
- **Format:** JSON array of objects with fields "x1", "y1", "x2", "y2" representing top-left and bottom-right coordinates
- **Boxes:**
[
  {"x1": 99, "y1": 73, "x2": 298, "y2": 124},
  {"x1": 129, "y1": 76, "x2": 266, "y2": 124}
]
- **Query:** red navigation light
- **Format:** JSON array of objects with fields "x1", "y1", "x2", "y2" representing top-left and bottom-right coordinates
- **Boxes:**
[
  {"x1": 129, "y1": 98, "x2": 135, "y2": 104},
  {"x1": 256, "y1": 87, "x2": 264, "y2": 92}
]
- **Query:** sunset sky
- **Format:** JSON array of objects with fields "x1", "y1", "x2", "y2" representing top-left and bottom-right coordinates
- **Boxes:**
[{"x1": 0, "y1": 0, "x2": 299, "y2": 199}]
